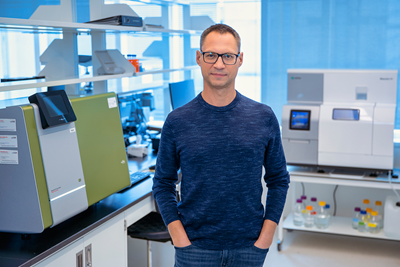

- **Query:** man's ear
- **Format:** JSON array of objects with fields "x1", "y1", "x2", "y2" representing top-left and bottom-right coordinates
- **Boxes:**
[
  {"x1": 196, "y1": 50, "x2": 202, "y2": 66},
  {"x1": 238, "y1": 52, "x2": 243, "y2": 67}
]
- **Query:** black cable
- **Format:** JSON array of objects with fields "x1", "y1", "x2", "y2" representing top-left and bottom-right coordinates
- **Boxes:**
[
  {"x1": 333, "y1": 185, "x2": 339, "y2": 216},
  {"x1": 301, "y1": 182, "x2": 305, "y2": 196}
]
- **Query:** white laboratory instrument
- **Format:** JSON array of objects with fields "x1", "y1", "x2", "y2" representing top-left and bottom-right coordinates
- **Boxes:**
[{"x1": 282, "y1": 69, "x2": 398, "y2": 171}]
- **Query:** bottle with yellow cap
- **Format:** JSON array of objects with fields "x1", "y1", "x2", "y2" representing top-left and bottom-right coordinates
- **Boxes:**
[
  {"x1": 374, "y1": 200, "x2": 384, "y2": 229},
  {"x1": 369, "y1": 211, "x2": 380, "y2": 233},
  {"x1": 315, "y1": 201, "x2": 330, "y2": 229},
  {"x1": 366, "y1": 207, "x2": 373, "y2": 221},
  {"x1": 368, "y1": 223, "x2": 379, "y2": 234}
]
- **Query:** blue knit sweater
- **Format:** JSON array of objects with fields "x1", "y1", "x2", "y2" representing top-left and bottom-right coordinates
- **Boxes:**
[{"x1": 152, "y1": 91, "x2": 290, "y2": 250}]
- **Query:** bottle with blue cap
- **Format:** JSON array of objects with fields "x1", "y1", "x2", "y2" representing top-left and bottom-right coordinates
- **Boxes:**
[
  {"x1": 325, "y1": 203, "x2": 331, "y2": 216},
  {"x1": 358, "y1": 210, "x2": 369, "y2": 233}
]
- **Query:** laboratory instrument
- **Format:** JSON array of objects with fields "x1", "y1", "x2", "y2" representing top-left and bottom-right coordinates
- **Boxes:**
[
  {"x1": 282, "y1": 69, "x2": 397, "y2": 171},
  {"x1": 0, "y1": 91, "x2": 131, "y2": 233}
]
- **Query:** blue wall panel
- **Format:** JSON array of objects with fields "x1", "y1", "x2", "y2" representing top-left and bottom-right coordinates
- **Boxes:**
[{"x1": 261, "y1": 0, "x2": 400, "y2": 127}]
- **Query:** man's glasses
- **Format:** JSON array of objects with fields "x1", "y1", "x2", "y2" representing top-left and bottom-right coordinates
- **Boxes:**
[{"x1": 201, "y1": 51, "x2": 240, "y2": 65}]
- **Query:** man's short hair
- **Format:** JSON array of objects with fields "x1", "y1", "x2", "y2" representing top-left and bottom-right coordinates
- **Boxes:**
[{"x1": 200, "y1": 24, "x2": 241, "y2": 53}]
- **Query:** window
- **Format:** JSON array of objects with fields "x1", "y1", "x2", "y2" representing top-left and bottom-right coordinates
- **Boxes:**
[{"x1": 261, "y1": 0, "x2": 400, "y2": 129}]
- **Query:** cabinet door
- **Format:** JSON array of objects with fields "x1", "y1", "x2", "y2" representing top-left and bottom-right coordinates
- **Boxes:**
[
  {"x1": 83, "y1": 212, "x2": 127, "y2": 267},
  {"x1": 32, "y1": 239, "x2": 84, "y2": 267}
]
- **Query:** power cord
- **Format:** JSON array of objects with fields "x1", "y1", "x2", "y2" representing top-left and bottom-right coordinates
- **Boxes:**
[
  {"x1": 333, "y1": 185, "x2": 339, "y2": 216},
  {"x1": 389, "y1": 171, "x2": 400, "y2": 205}
]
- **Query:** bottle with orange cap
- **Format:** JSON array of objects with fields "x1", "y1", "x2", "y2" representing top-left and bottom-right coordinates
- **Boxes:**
[
  {"x1": 362, "y1": 199, "x2": 371, "y2": 212},
  {"x1": 374, "y1": 200, "x2": 384, "y2": 229},
  {"x1": 304, "y1": 206, "x2": 315, "y2": 228}
]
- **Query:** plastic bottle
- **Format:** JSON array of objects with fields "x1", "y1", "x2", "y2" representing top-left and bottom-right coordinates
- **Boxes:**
[
  {"x1": 301, "y1": 209, "x2": 308, "y2": 222},
  {"x1": 298, "y1": 197, "x2": 306, "y2": 211},
  {"x1": 325, "y1": 204, "x2": 331, "y2": 217},
  {"x1": 369, "y1": 211, "x2": 380, "y2": 233},
  {"x1": 362, "y1": 199, "x2": 370, "y2": 211},
  {"x1": 293, "y1": 199, "x2": 304, "y2": 226},
  {"x1": 352, "y1": 207, "x2": 361, "y2": 229},
  {"x1": 304, "y1": 206, "x2": 314, "y2": 228},
  {"x1": 301, "y1": 195, "x2": 307, "y2": 207},
  {"x1": 310, "y1": 197, "x2": 318, "y2": 213},
  {"x1": 315, "y1": 201, "x2": 330, "y2": 229},
  {"x1": 358, "y1": 210, "x2": 369, "y2": 233},
  {"x1": 368, "y1": 223, "x2": 379, "y2": 234},
  {"x1": 366, "y1": 207, "x2": 373, "y2": 221},
  {"x1": 310, "y1": 211, "x2": 317, "y2": 225},
  {"x1": 375, "y1": 201, "x2": 384, "y2": 229}
]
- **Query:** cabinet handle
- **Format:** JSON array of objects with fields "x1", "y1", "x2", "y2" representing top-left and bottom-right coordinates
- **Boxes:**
[
  {"x1": 76, "y1": 250, "x2": 83, "y2": 267},
  {"x1": 85, "y1": 244, "x2": 92, "y2": 267}
]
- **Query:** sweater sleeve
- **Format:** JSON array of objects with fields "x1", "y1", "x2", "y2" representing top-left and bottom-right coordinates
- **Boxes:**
[
  {"x1": 152, "y1": 118, "x2": 181, "y2": 226},
  {"x1": 263, "y1": 112, "x2": 290, "y2": 224}
]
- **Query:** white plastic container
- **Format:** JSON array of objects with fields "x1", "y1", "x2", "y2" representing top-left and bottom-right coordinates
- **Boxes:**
[{"x1": 384, "y1": 195, "x2": 400, "y2": 238}]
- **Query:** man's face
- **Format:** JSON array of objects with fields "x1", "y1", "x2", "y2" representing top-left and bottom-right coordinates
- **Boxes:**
[{"x1": 196, "y1": 32, "x2": 243, "y2": 91}]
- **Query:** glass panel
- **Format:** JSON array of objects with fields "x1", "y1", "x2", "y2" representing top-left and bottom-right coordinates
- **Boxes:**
[
  {"x1": 262, "y1": 0, "x2": 400, "y2": 128},
  {"x1": 332, "y1": 109, "x2": 360, "y2": 121}
]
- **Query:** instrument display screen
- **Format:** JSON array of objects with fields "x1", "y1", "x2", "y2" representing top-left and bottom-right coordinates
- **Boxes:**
[{"x1": 290, "y1": 110, "x2": 311, "y2": 130}]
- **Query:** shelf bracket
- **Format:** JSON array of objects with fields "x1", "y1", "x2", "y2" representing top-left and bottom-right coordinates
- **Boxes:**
[
  {"x1": 30, "y1": 0, "x2": 77, "y2": 22},
  {"x1": 38, "y1": 34, "x2": 79, "y2": 95}
]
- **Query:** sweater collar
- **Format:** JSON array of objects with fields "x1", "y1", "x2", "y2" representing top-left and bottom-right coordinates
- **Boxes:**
[{"x1": 197, "y1": 90, "x2": 241, "y2": 112}]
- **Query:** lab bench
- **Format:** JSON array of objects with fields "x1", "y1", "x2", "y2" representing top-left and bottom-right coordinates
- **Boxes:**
[{"x1": 0, "y1": 156, "x2": 157, "y2": 267}]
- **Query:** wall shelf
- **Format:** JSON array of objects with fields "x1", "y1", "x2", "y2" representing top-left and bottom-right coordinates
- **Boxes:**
[
  {"x1": 277, "y1": 168, "x2": 400, "y2": 251},
  {"x1": 0, "y1": 73, "x2": 130, "y2": 92},
  {"x1": 0, "y1": 66, "x2": 198, "y2": 92},
  {"x1": 288, "y1": 166, "x2": 400, "y2": 189},
  {"x1": 133, "y1": 65, "x2": 198, "y2": 76},
  {"x1": 283, "y1": 213, "x2": 400, "y2": 242},
  {"x1": 0, "y1": 17, "x2": 202, "y2": 35}
]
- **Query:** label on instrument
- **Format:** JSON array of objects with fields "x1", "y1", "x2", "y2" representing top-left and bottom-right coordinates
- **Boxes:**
[
  {"x1": 0, "y1": 135, "x2": 17, "y2": 148},
  {"x1": 0, "y1": 149, "x2": 18, "y2": 164},
  {"x1": 0, "y1": 119, "x2": 16, "y2": 131},
  {"x1": 108, "y1": 97, "x2": 117, "y2": 109}
]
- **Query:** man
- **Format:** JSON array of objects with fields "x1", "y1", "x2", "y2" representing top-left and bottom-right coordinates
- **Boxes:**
[{"x1": 152, "y1": 24, "x2": 290, "y2": 267}]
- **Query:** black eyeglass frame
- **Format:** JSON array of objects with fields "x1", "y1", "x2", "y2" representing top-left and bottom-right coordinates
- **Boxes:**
[{"x1": 200, "y1": 51, "x2": 240, "y2": 65}]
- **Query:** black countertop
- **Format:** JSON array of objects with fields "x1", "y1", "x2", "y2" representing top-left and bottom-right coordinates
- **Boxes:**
[{"x1": 0, "y1": 154, "x2": 157, "y2": 267}]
